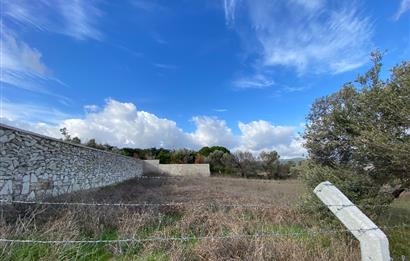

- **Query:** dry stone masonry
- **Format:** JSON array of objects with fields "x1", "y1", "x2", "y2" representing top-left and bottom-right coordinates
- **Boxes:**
[{"x1": 0, "y1": 123, "x2": 143, "y2": 200}]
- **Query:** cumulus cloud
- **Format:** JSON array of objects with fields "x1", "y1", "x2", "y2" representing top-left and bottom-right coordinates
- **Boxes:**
[
  {"x1": 238, "y1": 120, "x2": 294, "y2": 151},
  {"x1": 0, "y1": 101, "x2": 67, "y2": 138},
  {"x1": 3, "y1": 0, "x2": 103, "y2": 41},
  {"x1": 61, "y1": 99, "x2": 192, "y2": 148},
  {"x1": 84, "y1": 104, "x2": 99, "y2": 113},
  {"x1": 237, "y1": 120, "x2": 305, "y2": 157},
  {"x1": 190, "y1": 116, "x2": 237, "y2": 148},
  {"x1": 0, "y1": 118, "x2": 61, "y2": 139},
  {"x1": 394, "y1": 0, "x2": 410, "y2": 20},
  {"x1": 224, "y1": 0, "x2": 374, "y2": 75},
  {"x1": 2, "y1": 99, "x2": 306, "y2": 158}
]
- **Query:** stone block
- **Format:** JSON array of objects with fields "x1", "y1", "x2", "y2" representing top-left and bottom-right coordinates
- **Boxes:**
[
  {"x1": 21, "y1": 175, "x2": 30, "y2": 194},
  {"x1": 0, "y1": 180, "x2": 13, "y2": 195}
]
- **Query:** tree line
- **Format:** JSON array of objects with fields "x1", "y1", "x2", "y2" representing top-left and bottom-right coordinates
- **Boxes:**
[{"x1": 59, "y1": 130, "x2": 300, "y2": 180}]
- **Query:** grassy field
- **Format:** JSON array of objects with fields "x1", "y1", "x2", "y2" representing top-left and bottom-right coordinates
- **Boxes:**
[{"x1": 0, "y1": 176, "x2": 408, "y2": 260}]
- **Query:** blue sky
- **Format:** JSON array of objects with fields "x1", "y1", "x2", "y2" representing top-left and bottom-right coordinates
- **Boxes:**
[{"x1": 1, "y1": 0, "x2": 409, "y2": 158}]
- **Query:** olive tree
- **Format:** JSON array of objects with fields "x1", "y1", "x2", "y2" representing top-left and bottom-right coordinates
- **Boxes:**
[
  {"x1": 302, "y1": 51, "x2": 409, "y2": 212},
  {"x1": 259, "y1": 151, "x2": 280, "y2": 179},
  {"x1": 206, "y1": 150, "x2": 226, "y2": 174},
  {"x1": 170, "y1": 149, "x2": 195, "y2": 164},
  {"x1": 233, "y1": 151, "x2": 259, "y2": 178}
]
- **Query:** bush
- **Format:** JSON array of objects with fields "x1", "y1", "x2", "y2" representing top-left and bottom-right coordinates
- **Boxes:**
[{"x1": 298, "y1": 160, "x2": 393, "y2": 221}]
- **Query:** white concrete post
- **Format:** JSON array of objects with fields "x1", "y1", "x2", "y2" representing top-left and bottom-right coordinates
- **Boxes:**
[{"x1": 314, "y1": 181, "x2": 390, "y2": 261}]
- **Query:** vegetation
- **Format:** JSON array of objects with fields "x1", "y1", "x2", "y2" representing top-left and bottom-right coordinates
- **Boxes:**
[
  {"x1": 204, "y1": 149, "x2": 299, "y2": 179},
  {"x1": 0, "y1": 178, "x2": 351, "y2": 260},
  {"x1": 301, "y1": 52, "x2": 409, "y2": 217},
  {"x1": 58, "y1": 129, "x2": 299, "y2": 180},
  {"x1": 12, "y1": 50, "x2": 407, "y2": 260},
  {"x1": 197, "y1": 146, "x2": 230, "y2": 156},
  {"x1": 1, "y1": 177, "x2": 408, "y2": 260}
]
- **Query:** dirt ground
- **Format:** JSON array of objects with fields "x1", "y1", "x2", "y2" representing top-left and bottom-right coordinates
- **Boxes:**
[
  {"x1": 54, "y1": 176, "x2": 307, "y2": 207},
  {"x1": 5, "y1": 176, "x2": 408, "y2": 260}
]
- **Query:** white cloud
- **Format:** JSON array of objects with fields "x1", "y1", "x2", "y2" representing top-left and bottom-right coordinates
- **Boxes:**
[
  {"x1": 84, "y1": 104, "x2": 99, "y2": 113},
  {"x1": 237, "y1": 120, "x2": 305, "y2": 158},
  {"x1": 224, "y1": 0, "x2": 239, "y2": 26},
  {"x1": 4, "y1": 0, "x2": 103, "y2": 41},
  {"x1": 224, "y1": 0, "x2": 374, "y2": 75},
  {"x1": 233, "y1": 74, "x2": 274, "y2": 89},
  {"x1": 0, "y1": 118, "x2": 61, "y2": 138},
  {"x1": 238, "y1": 120, "x2": 293, "y2": 149},
  {"x1": 2, "y1": 99, "x2": 305, "y2": 158},
  {"x1": 0, "y1": 100, "x2": 70, "y2": 138},
  {"x1": 0, "y1": 24, "x2": 69, "y2": 99},
  {"x1": 289, "y1": 0, "x2": 324, "y2": 11},
  {"x1": 0, "y1": 100, "x2": 73, "y2": 125},
  {"x1": 61, "y1": 99, "x2": 192, "y2": 148},
  {"x1": 1, "y1": 29, "x2": 47, "y2": 75},
  {"x1": 190, "y1": 116, "x2": 237, "y2": 148},
  {"x1": 394, "y1": 0, "x2": 410, "y2": 20},
  {"x1": 59, "y1": 0, "x2": 103, "y2": 41},
  {"x1": 153, "y1": 63, "x2": 179, "y2": 70}
]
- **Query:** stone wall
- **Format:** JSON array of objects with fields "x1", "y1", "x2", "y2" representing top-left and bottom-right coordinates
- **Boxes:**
[
  {"x1": 158, "y1": 164, "x2": 210, "y2": 176},
  {"x1": 143, "y1": 160, "x2": 210, "y2": 177},
  {"x1": 0, "y1": 124, "x2": 143, "y2": 200},
  {"x1": 143, "y1": 160, "x2": 161, "y2": 174}
]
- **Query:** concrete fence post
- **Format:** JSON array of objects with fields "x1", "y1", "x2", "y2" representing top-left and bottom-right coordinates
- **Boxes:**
[{"x1": 314, "y1": 181, "x2": 390, "y2": 261}]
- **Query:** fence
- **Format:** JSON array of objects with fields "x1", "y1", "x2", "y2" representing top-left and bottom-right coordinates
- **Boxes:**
[
  {"x1": 314, "y1": 181, "x2": 393, "y2": 261},
  {"x1": 0, "y1": 177, "x2": 408, "y2": 261}
]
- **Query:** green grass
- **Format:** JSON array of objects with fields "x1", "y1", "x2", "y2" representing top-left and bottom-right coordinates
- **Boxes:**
[
  {"x1": 135, "y1": 250, "x2": 169, "y2": 261},
  {"x1": 3, "y1": 230, "x2": 117, "y2": 261},
  {"x1": 379, "y1": 194, "x2": 410, "y2": 259}
]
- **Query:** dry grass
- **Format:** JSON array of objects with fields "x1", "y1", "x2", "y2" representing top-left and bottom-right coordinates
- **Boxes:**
[{"x1": 2, "y1": 176, "x2": 404, "y2": 260}]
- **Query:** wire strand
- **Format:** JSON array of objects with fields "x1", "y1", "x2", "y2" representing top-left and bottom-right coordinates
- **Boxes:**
[
  {"x1": 0, "y1": 199, "x2": 396, "y2": 209},
  {"x1": 0, "y1": 199, "x2": 292, "y2": 209},
  {"x1": 0, "y1": 225, "x2": 408, "y2": 245}
]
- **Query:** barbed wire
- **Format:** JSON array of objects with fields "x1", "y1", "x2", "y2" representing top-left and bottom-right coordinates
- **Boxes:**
[
  {"x1": 316, "y1": 182, "x2": 405, "y2": 192},
  {"x1": 2, "y1": 200, "x2": 407, "y2": 231},
  {"x1": 1, "y1": 199, "x2": 404, "y2": 210},
  {"x1": 137, "y1": 175, "x2": 405, "y2": 187},
  {"x1": 0, "y1": 199, "x2": 289, "y2": 209},
  {"x1": 133, "y1": 176, "x2": 408, "y2": 192},
  {"x1": 0, "y1": 224, "x2": 408, "y2": 245},
  {"x1": 1, "y1": 199, "x2": 400, "y2": 209},
  {"x1": 0, "y1": 200, "x2": 406, "y2": 208}
]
